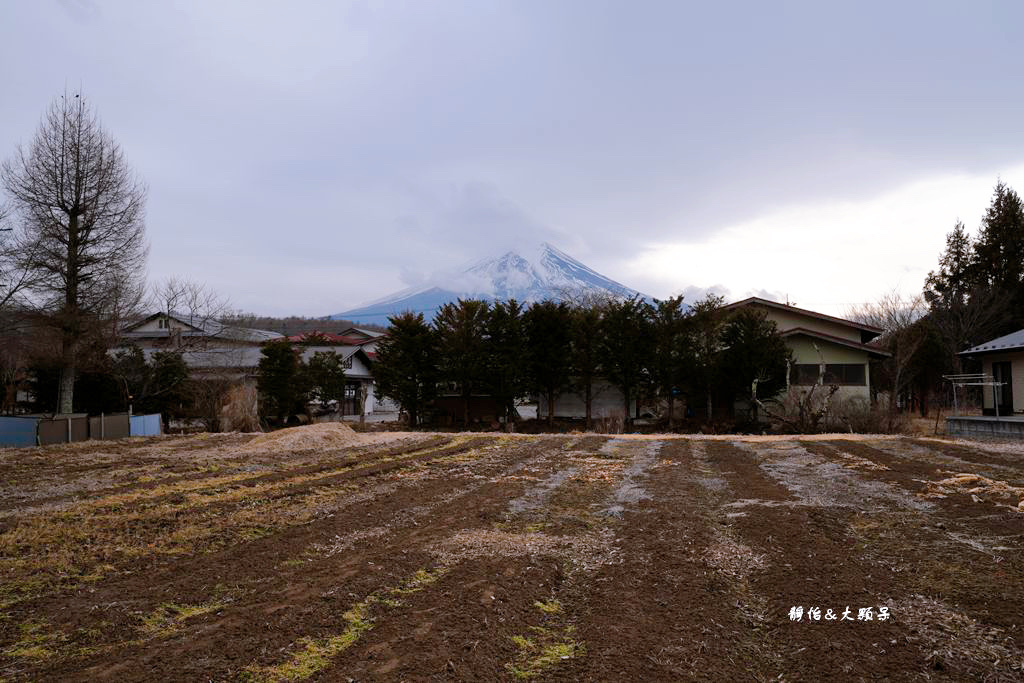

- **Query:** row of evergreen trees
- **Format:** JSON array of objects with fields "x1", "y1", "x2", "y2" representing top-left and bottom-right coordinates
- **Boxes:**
[
  {"x1": 372, "y1": 295, "x2": 792, "y2": 428},
  {"x1": 924, "y1": 181, "x2": 1024, "y2": 367},
  {"x1": 862, "y1": 180, "x2": 1024, "y2": 417}
]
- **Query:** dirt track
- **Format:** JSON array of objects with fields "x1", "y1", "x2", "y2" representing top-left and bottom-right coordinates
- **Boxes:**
[{"x1": 1, "y1": 432, "x2": 1023, "y2": 681}]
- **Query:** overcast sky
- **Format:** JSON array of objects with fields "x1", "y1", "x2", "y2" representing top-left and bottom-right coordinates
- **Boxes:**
[{"x1": 3, "y1": 1, "x2": 1024, "y2": 317}]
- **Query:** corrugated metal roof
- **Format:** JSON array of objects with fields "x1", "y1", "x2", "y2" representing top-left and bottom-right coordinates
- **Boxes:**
[{"x1": 960, "y1": 328, "x2": 1024, "y2": 355}]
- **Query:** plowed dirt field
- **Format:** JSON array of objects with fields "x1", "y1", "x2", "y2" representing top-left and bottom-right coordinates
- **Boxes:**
[{"x1": 2, "y1": 431, "x2": 1023, "y2": 681}]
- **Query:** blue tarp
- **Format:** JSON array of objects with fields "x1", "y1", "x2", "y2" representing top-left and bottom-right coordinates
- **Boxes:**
[
  {"x1": 130, "y1": 413, "x2": 162, "y2": 436},
  {"x1": 0, "y1": 416, "x2": 39, "y2": 447}
]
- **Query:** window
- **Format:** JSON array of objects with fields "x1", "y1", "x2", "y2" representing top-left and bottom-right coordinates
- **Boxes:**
[
  {"x1": 790, "y1": 364, "x2": 866, "y2": 386},
  {"x1": 823, "y1": 364, "x2": 866, "y2": 386},
  {"x1": 790, "y1": 364, "x2": 820, "y2": 386}
]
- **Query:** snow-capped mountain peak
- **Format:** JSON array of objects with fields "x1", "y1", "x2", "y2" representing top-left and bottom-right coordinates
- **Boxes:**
[{"x1": 330, "y1": 243, "x2": 643, "y2": 325}]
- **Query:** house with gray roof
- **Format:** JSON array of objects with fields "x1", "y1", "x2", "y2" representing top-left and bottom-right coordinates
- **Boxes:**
[
  {"x1": 959, "y1": 329, "x2": 1024, "y2": 416},
  {"x1": 119, "y1": 313, "x2": 386, "y2": 416}
]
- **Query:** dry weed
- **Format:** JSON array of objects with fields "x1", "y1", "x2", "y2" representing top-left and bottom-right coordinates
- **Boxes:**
[{"x1": 918, "y1": 472, "x2": 1024, "y2": 510}]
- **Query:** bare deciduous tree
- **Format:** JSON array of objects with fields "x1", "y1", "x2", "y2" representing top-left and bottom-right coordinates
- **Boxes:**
[
  {"x1": 148, "y1": 276, "x2": 231, "y2": 346},
  {"x1": 848, "y1": 291, "x2": 928, "y2": 429},
  {"x1": 1, "y1": 92, "x2": 148, "y2": 413},
  {"x1": 0, "y1": 208, "x2": 34, "y2": 321}
]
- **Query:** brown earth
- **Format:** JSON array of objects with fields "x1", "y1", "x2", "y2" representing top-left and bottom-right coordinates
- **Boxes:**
[{"x1": 1, "y1": 430, "x2": 1023, "y2": 681}]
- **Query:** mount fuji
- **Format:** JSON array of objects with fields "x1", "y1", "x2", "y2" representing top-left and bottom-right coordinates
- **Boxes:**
[{"x1": 330, "y1": 243, "x2": 645, "y2": 325}]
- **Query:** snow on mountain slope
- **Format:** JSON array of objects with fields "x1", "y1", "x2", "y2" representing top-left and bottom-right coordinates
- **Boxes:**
[{"x1": 330, "y1": 243, "x2": 643, "y2": 325}]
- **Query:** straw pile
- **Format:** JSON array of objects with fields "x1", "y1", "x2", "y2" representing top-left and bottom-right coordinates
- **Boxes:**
[
  {"x1": 919, "y1": 472, "x2": 1024, "y2": 509},
  {"x1": 245, "y1": 422, "x2": 363, "y2": 453},
  {"x1": 220, "y1": 384, "x2": 260, "y2": 432}
]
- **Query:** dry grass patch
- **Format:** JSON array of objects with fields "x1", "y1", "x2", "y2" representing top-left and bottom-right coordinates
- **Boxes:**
[
  {"x1": 139, "y1": 600, "x2": 228, "y2": 638},
  {"x1": 246, "y1": 568, "x2": 447, "y2": 682},
  {"x1": 506, "y1": 627, "x2": 583, "y2": 679},
  {"x1": 0, "y1": 439, "x2": 474, "y2": 604},
  {"x1": 701, "y1": 527, "x2": 767, "y2": 581},
  {"x1": 894, "y1": 595, "x2": 1021, "y2": 677}
]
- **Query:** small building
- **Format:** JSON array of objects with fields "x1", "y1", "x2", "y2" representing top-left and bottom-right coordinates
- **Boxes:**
[
  {"x1": 724, "y1": 298, "x2": 891, "y2": 404},
  {"x1": 957, "y1": 329, "x2": 1024, "y2": 416}
]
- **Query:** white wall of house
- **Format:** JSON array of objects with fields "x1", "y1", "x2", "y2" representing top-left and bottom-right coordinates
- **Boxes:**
[
  {"x1": 784, "y1": 336, "x2": 873, "y2": 403},
  {"x1": 757, "y1": 307, "x2": 863, "y2": 343},
  {"x1": 130, "y1": 315, "x2": 199, "y2": 334}
]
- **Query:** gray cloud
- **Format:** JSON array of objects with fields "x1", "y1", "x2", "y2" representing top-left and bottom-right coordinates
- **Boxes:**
[{"x1": 3, "y1": 1, "x2": 1024, "y2": 315}]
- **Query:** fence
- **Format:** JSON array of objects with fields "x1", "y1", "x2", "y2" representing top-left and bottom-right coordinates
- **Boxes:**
[{"x1": 0, "y1": 413, "x2": 162, "y2": 447}]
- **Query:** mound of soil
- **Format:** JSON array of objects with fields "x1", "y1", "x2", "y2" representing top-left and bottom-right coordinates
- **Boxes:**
[{"x1": 246, "y1": 422, "x2": 363, "y2": 452}]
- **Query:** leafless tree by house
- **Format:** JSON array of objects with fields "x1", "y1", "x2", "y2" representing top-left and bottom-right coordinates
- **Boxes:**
[
  {"x1": 1, "y1": 92, "x2": 148, "y2": 413},
  {"x1": 848, "y1": 291, "x2": 928, "y2": 428},
  {"x1": 148, "y1": 277, "x2": 231, "y2": 346}
]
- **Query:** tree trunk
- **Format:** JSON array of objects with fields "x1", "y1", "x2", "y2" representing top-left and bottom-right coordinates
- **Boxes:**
[
  {"x1": 584, "y1": 380, "x2": 592, "y2": 431},
  {"x1": 547, "y1": 389, "x2": 555, "y2": 427},
  {"x1": 667, "y1": 393, "x2": 675, "y2": 429},
  {"x1": 463, "y1": 390, "x2": 470, "y2": 427},
  {"x1": 623, "y1": 387, "x2": 631, "y2": 428},
  {"x1": 705, "y1": 391, "x2": 712, "y2": 422},
  {"x1": 59, "y1": 213, "x2": 80, "y2": 415},
  {"x1": 57, "y1": 343, "x2": 76, "y2": 414}
]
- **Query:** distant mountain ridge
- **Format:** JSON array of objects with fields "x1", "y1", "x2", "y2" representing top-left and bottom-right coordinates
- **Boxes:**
[{"x1": 330, "y1": 243, "x2": 644, "y2": 325}]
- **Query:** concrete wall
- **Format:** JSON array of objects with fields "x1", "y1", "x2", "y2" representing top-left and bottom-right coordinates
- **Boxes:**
[
  {"x1": 364, "y1": 383, "x2": 399, "y2": 413},
  {"x1": 948, "y1": 416, "x2": 1024, "y2": 439},
  {"x1": 537, "y1": 382, "x2": 636, "y2": 419}
]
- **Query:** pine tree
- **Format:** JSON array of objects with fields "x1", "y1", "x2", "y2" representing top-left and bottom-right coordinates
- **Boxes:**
[
  {"x1": 970, "y1": 181, "x2": 1024, "y2": 332},
  {"x1": 485, "y1": 300, "x2": 527, "y2": 425},
  {"x1": 925, "y1": 220, "x2": 973, "y2": 307},
  {"x1": 435, "y1": 299, "x2": 490, "y2": 426},
  {"x1": 718, "y1": 308, "x2": 791, "y2": 416},
  {"x1": 685, "y1": 293, "x2": 727, "y2": 420},
  {"x1": 256, "y1": 339, "x2": 307, "y2": 422},
  {"x1": 373, "y1": 312, "x2": 438, "y2": 427},
  {"x1": 523, "y1": 300, "x2": 573, "y2": 426},
  {"x1": 599, "y1": 296, "x2": 654, "y2": 426},
  {"x1": 924, "y1": 221, "x2": 1006, "y2": 372},
  {"x1": 650, "y1": 296, "x2": 687, "y2": 428},
  {"x1": 972, "y1": 181, "x2": 1024, "y2": 291},
  {"x1": 569, "y1": 305, "x2": 603, "y2": 430}
]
